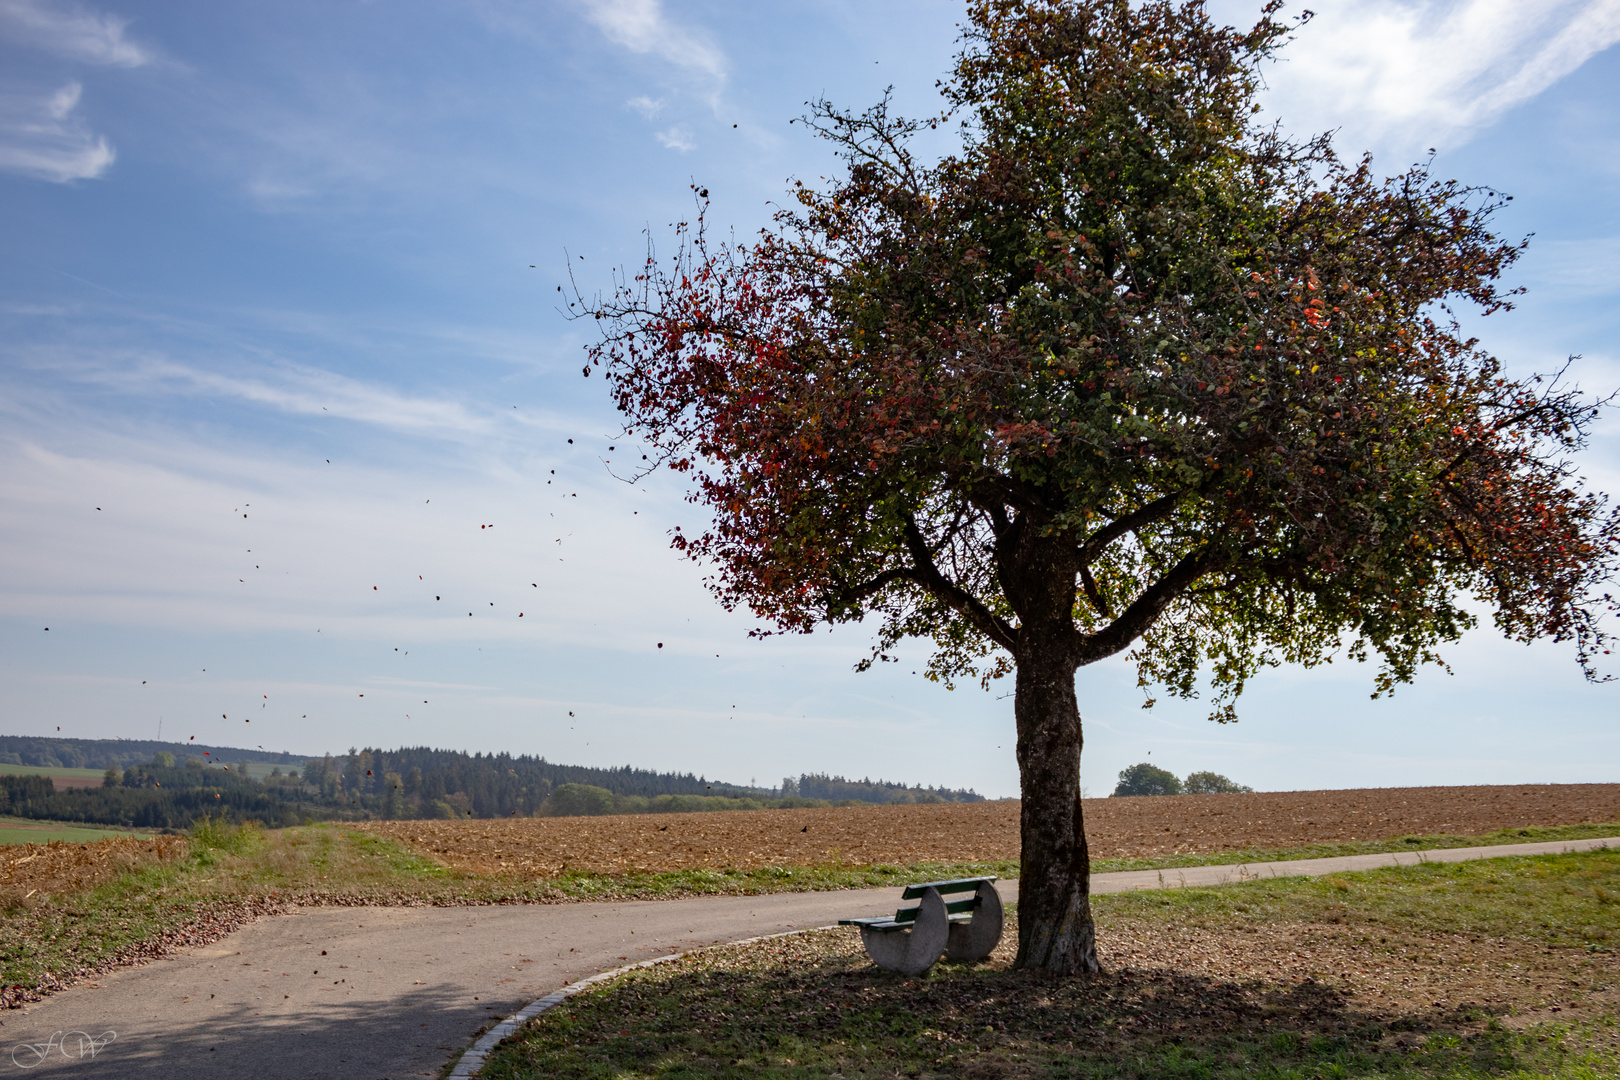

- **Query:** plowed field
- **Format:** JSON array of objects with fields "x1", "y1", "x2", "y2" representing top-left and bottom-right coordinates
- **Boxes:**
[{"x1": 360, "y1": 783, "x2": 1620, "y2": 877}]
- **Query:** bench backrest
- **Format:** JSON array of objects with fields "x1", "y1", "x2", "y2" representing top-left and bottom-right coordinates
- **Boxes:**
[
  {"x1": 891, "y1": 895, "x2": 982, "y2": 923},
  {"x1": 899, "y1": 876, "x2": 996, "y2": 900},
  {"x1": 889, "y1": 876, "x2": 998, "y2": 923}
]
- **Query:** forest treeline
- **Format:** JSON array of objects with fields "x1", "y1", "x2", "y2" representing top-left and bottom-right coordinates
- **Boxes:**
[
  {"x1": 0, "y1": 735, "x2": 301, "y2": 770},
  {"x1": 0, "y1": 742, "x2": 984, "y2": 828}
]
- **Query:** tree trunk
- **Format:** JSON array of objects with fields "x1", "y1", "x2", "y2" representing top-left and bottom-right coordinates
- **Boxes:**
[{"x1": 1011, "y1": 628, "x2": 1098, "y2": 973}]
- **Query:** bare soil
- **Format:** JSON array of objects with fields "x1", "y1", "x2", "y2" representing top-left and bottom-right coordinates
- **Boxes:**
[
  {"x1": 361, "y1": 783, "x2": 1620, "y2": 876},
  {"x1": 46, "y1": 775, "x2": 105, "y2": 790}
]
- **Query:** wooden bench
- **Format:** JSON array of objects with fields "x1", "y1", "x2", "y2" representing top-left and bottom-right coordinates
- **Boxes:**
[{"x1": 839, "y1": 876, "x2": 1003, "y2": 975}]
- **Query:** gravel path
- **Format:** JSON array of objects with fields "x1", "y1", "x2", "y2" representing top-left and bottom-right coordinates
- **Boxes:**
[{"x1": 5, "y1": 835, "x2": 1613, "y2": 1078}]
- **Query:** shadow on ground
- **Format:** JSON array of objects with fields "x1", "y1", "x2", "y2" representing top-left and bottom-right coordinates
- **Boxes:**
[
  {"x1": 3, "y1": 980, "x2": 513, "y2": 1079},
  {"x1": 478, "y1": 939, "x2": 1611, "y2": 1080}
]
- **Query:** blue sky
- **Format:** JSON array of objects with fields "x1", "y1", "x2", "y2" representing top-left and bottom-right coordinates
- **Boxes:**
[{"x1": 1, "y1": 0, "x2": 1617, "y2": 798}]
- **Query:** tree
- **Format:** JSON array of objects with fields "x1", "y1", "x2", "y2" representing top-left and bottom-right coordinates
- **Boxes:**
[
  {"x1": 580, "y1": 0, "x2": 1618, "y2": 973},
  {"x1": 1183, "y1": 770, "x2": 1253, "y2": 794},
  {"x1": 1112, "y1": 762, "x2": 1182, "y2": 796}
]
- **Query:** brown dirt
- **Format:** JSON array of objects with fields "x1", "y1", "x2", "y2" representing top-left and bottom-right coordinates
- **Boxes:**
[
  {"x1": 1097, "y1": 916, "x2": 1620, "y2": 1032},
  {"x1": 47, "y1": 775, "x2": 105, "y2": 790},
  {"x1": 0, "y1": 835, "x2": 187, "y2": 906},
  {"x1": 359, "y1": 783, "x2": 1620, "y2": 876}
]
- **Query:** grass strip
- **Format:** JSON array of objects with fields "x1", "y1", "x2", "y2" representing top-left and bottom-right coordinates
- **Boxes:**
[
  {"x1": 1087, "y1": 819, "x2": 1620, "y2": 873},
  {"x1": 478, "y1": 850, "x2": 1620, "y2": 1080},
  {"x1": 0, "y1": 815, "x2": 154, "y2": 845}
]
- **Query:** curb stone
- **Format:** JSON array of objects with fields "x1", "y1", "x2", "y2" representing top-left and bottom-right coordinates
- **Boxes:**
[{"x1": 446, "y1": 925, "x2": 839, "y2": 1079}]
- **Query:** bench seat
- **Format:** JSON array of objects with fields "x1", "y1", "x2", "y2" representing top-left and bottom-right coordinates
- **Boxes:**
[
  {"x1": 838, "y1": 912, "x2": 977, "y2": 933},
  {"x1": 839, "y1": 876, "x2": 1004, "y2": 972}
]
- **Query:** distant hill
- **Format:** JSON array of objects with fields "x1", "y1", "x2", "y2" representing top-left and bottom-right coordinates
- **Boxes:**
[
  {"x1": 0, "y1": 735, "x2": 305, "y2": 770},
  {"x1": 792, "y1": 773, "x2": 984, "y2": 805},
  {"x1": 0, "y1": 736, "x2": 983, "y2": 828}
]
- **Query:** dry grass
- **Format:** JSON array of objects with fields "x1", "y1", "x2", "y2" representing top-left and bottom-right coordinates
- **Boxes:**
[
  {"x1": 362, "y1": 783, "x2": 1620, "y2": 876},
  {"x1": 0, "y1": 835, "x2": 186, "y2": 908}
]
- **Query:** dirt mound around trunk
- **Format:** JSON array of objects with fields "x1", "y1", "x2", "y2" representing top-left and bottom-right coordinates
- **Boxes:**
[{"x1": 361, "y1": 783, "x2": 1620, "y2": 876}]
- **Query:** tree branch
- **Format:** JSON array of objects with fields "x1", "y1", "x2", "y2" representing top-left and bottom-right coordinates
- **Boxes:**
[
  {"x1": 823, "y1": 567, "x2": 913, "y2": 609},
  {"x1": 902, "y1": 515, "x2": 1019, "y2": 651},
  {"x1": 1075, "y1": 491, "x2": 1183, "y2": 566},
  {"x1": 1077, "y1": 548, "x2": 1217, "y2": 663}
]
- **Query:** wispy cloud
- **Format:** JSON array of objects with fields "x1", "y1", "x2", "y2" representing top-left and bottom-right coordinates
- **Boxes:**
[
  {"x1": 577, "y1": 0, "x2": 725, "y2": 81},
  {"x1": 0, "y1": 81, "x2": 114, "y2": 181},
  {"x1": 654, "y1": 123, "x2": 694, "y2": 152},
  {"x1": 0, "y1": 0, "x2": 152, "y2": 67},
  {"x1": 69, "y1": 355, "x2": 496, "y2": 438},
  {"x1": 626, "y1": 94, "x2": 662, "y2": 119},
  {"x1": 1520, "y1": 235, "x2": 1620, "y2": 298},
  {"x1": 1253, "y1": 0, "x2": 1620, "y2": 150}
]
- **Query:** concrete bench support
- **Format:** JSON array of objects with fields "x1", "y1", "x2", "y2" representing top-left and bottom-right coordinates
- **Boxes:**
[
  {"x1": 856, "y1": 886, "x2": 948, "y2": 976},
  {"x1": 944, "y1": 880, "x2": 1003, "y2": 962}
]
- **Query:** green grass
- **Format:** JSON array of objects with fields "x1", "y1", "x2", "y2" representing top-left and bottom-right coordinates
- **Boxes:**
[
  {"x1": 1097, "y1": 849, "x2": 1620, "y2": 951},
  {"x1": 0, "y1": 764, "x2": 106, "y2": 780},
  {"x1": 0, "y1": 815, "x2": 151, "y2": 845},
  {"x1": 1088, "y1": 820, "x2": 1620, "y2": 874},
  {"x1": 1, "y1": 838, "x2": 202, "y2": 990},
  {"x1": 477, "y1": 851, "x2": 1620, "y2": 1080}
]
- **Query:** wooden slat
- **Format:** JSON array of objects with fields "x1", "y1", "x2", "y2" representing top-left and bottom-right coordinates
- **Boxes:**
[
  {"x1": 892, "y1": 896, "x2": 980, "y2": 923},
  {"x1": 899, "y1": 876, "x2": 996, "y2": 899}
]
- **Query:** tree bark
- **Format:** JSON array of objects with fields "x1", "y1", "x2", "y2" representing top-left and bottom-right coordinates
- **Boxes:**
[{"x1": 1010, "y1": 625, "x2": 1098, "y2": 973}]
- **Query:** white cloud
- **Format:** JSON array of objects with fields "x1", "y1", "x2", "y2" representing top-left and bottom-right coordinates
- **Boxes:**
[
  {"x1": 654, "y1": 123, "x2": 694, "y2": 151},
  {"x1": 0, "y1": 0, "x2": 152, "y2": 67},
  {"x1": 577, "y1": 0, "x2": 725, "y2": 81},
  {"x1": 626, "y1": 94, "x2": 663, "y2": 118},
  {"x1": 56, "y1": 354, "x2": 498, "y2": 439},
  {"x1": 0, "y1": 429, "x2": 729, "y2": 650},
  {"x1": 1244, "y1": 0, "x2": 1620, "y2": 151},
  {"x1": 0, "y1": 80, "x2": 114, "y2": 182}
]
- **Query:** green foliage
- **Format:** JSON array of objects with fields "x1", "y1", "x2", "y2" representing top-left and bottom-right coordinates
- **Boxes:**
[
  {"x1": 588, "y1": 0, "x2": 1617, "y2": 707},
  {"x1": 0, "y1": 735, "x2": 298, "y2": 771},
  {"x1": 6, "y1": 742, "x2": 980, "y2": 826},
  {"x1": 1184, "y1": 770, "x2": 1254, "y2": 794},
  {"x1": 1113, "y1": 762, "x2": 1183, "y2": 796},
  {"x1": 796, "y1": 773, "x2": 983, "y2": 803},
  {"x1": 188, "y1": 815, "x2": 263, "y2": 856},
  {"x1": 543, "y1": 783, "x2": 617, "y2": 817}
]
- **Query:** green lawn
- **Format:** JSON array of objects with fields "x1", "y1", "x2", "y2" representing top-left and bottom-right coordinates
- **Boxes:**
[
  {"x1": 0, "y1": 815, "x2": 150, "y2": 845},
  {"x1": 0, "y1": 763, "x2": 106, "y2": 780},
  {"x1": 1086, "y1": 820, "x2": 1620, "y2": 874},
  {"x1": 476, "y1": 850, "x2": 1620, "y2": 1080}
]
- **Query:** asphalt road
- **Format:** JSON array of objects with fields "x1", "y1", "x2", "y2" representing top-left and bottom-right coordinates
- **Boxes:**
[
  {"x1": 3, "y1": 887, "x2": 929, "y2": 1079},
  {"x1": 5, "y1": 836, "x2": 1613, "y2": 1078}
]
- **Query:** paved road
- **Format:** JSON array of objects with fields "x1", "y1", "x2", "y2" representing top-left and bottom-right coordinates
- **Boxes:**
[{"x1": 5, "y1": 836, "x2": 1612, "y2": 1078}]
